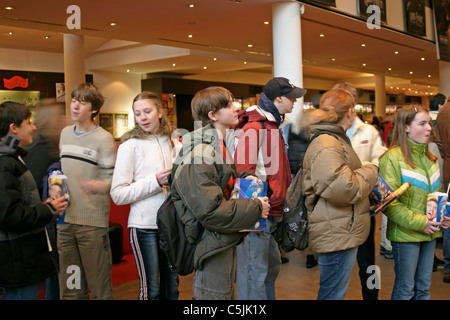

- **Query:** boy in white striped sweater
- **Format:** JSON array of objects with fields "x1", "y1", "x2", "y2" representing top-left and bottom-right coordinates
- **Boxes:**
[{"x1": 58, "y1": 83, "x2": 116, "y2": 300}]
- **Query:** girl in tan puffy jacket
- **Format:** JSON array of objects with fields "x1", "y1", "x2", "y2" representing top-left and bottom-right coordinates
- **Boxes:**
[{"x1": 302, "y1": 89, "x2": 378, "y2": 300}]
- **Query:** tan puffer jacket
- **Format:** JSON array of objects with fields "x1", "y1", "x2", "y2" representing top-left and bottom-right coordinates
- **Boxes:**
[{"x1": 302, "y1": 123, "x2": 378, "y2": 253}]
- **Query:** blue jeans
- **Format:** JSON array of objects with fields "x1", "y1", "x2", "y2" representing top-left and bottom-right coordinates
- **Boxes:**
[
  {"x1": 236, "y1": 217, "x2": 281, "y2": 300},
  {"x1": 317, "y1": 247, "x2": 358, "y2": 300},
  {"x1": 444, "y1": 228, "x2": 450, "y2": 274},
  {"x1": 391, "y1": 240, "x2": 436, "y2": 300},
  {"x1": 130, "y1": 228, "x2": 179, "y2": 300},
  {"x1": 1, "y1": 283, "x2": 38, "y2": 300}
]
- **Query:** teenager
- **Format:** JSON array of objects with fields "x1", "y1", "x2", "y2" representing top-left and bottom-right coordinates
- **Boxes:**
[
  {"x1": 379, "y1": 104, "x2": 450, "y2": 300},
  {"x1": 170, "y1": 86, "x2": 270, "y2": 300},
  {"x1": 0, "y1": 101, "x2": 66, "y2": 300},
  {"x1": 302, "y1": 89, "x2": 378, "y2": 300},
  {"x1": 58, "y1": 83, "x2": 116, "y2": 300},
  {"x1": 233, "y1": 77, "x2": 306, "y2": 300},
  {"x1": 111, "y1": 92, "x2": 181, "y2": 300}
]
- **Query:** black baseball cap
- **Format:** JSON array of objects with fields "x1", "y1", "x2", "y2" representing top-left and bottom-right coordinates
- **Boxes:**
[{"x1": 264, "y1": 77, "x2": 307, "y2": 100}]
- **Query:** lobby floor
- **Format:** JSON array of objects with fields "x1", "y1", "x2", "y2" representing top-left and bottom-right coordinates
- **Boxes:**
[{"x1": 112, "y1": 213, "x2": 449, "y2": 300}]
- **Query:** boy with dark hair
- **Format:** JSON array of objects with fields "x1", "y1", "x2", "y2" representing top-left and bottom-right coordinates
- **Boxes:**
[
  {"x1": 170, "y1": 86, "x2": 270, "y2": 300},
  {"x1": 0, "y1": 101, "x2": 66, "y2": 299},
  {"x1": 58, "y1": 83, "x2": 116, "y2": 300}
]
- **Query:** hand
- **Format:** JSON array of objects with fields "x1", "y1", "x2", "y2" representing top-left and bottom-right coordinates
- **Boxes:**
[
  {"x1": 48, "y1": 196, "x2": 67, "y2": 215},
  {"x1": 441, "y1": 215, "x2": 450, "y2": 229},
  {"x1": 156, "y1": 168, "x2": 171, "y2": 186},
  {"x1": 258, "y1": 196, "x2": 270, "y2": 219},
  {"x1": 246, "y1": 175, "x2": 261, "y2": 183},
  {"x1": 423, "y1": 219, "x2": 441, "y2": 234}
]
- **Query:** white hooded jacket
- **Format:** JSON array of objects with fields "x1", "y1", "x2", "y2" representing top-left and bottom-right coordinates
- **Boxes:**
[{"x1": 110, "y1": 130, "x2": 181, "y2": 229}]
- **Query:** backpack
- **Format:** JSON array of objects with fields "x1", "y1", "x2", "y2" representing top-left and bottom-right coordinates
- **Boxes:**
[
  {"x1": 274, "y1": 131, "x2": 338, "y2": 252},
  {"x1": 156, "y1": 140, "x2": 207, "y2": 276},
  {"x1": 157, "y1": 192, "x2": 197, "y2": 276}
]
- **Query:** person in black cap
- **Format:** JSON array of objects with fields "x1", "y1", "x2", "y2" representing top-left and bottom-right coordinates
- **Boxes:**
[{"x1": 233, "y1": 77, "x2": 306, "y2": 300}]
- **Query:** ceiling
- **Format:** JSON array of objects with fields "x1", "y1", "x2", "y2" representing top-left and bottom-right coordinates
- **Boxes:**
[{"x1": 0, "y1": 0, "x2": 442, "y2": 97}]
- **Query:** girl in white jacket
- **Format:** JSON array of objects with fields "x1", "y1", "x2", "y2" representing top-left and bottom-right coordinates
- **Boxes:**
[{"x1": 110, "y1": 92, "x2": 181, "y2": 300}]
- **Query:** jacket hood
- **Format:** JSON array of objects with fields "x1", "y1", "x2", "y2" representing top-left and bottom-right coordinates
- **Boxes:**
[
  {"x1": 308, "y1": 122, "x2": 349, "y2": 143},
  {"x1": 0, "y1": 133, "x2": 25, "y2": 157},
  {"x1": 120, "y1": 125, "x2": 152, "y2": 142}
]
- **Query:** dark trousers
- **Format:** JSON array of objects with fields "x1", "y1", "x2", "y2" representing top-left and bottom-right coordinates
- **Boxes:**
[{"x1": 357, "y1": 215, "x2": 378, "y2": 300}]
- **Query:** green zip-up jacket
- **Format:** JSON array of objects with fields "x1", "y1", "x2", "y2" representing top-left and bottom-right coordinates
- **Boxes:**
[{"x1": 379, "y1": 141, "x2": 443, "y2": 242}]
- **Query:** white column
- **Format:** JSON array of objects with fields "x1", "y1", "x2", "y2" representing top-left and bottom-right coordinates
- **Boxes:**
[
  {"x1": 63, "y1": 34, "x2": 85, "y2": 122},
  {"x1": 439, "y1": 60, "x2": 450, "y2": 97},
  {"x1": 374, "y1": 73, "x2": 386, "y2": 119},
  {"x1": 272, "y1": 1, "x2": 304, "y2": 133}
]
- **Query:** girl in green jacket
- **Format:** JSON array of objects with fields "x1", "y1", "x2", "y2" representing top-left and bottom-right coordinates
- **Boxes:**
[{"x1": 379, "y1": 104, "x2": 450, "y2": 300}]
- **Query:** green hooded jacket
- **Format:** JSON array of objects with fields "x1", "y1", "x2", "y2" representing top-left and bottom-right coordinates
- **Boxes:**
[
  {"x1": 170, "y1": 124, "x2": 262, "y2": 270},
  {"x1": 379, "y1": 141, "x2": 443, "y2": 242}
]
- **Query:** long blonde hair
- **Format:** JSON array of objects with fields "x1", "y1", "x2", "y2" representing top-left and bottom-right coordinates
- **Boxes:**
[{"x1": 132, "y1": 91, "x2": 176, "y2": 147}]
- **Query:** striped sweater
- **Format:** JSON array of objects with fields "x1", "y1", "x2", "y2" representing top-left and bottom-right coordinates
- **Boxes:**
[{"x1": 60, "y1": 125, "x2": 116, "y2": 228}]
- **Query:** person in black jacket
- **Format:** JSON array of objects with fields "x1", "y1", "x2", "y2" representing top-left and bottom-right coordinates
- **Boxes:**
[{"x1": 0, "y1": 101, "x2": 66, "y2": 300}]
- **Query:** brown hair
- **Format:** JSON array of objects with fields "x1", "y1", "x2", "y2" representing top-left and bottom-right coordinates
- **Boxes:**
[
  {"x1": 132, "y1": 91, "x2": 176, "y2": 146},
  {"x1": 71, "y1": 83, "x2": 105, "y2": 121},
  {"x1": 191, "y1": 86, "x2": 234, "y2": 126},
  {"x1": 309, "y1": 89, "x2": 355, "y2": 125},
  {"x1": 387, "y1": 104, "x2": 436, "y2": 168}
]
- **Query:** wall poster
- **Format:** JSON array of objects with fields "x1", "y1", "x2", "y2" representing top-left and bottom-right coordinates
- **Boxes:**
[
  {"x1": 99, "y1": 113, "x2": 129, "y2": 139},
  {"x1": 359, "y1": 0, "x2": 387, "y2": 23},
  {"x1": 404, "y1": 0, "x2": 426, "y2": 37},
  {"x1": 433, "y1": 0, "x2": 450, "y2": 61}
]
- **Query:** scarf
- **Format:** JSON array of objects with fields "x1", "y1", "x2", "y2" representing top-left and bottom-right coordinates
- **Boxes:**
[{"x1": 258, "y1": 92, "x2": 284, "y2": 125}]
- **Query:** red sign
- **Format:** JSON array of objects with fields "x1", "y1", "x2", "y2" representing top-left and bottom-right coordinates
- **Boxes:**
[{"x1": 3, "y1": 76, "x2": 29, "y2": 89}]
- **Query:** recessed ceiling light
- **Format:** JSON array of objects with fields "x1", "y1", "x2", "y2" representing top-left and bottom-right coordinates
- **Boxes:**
[
  {"x1": 110, "y1": 22, "x2": 117, "y2": 26},
  {"x1": 45, "y1": 36, "x2": 49, "y2": 39},
  {"x1": 332, "y1": 58, "x2": 336, "y2": 61},
  {"x1": 394, "y1": 51, "x2": 399, "y2": 54},
  {"x1": 421, "y1": 57, "x2": 425, "y2": 61},
  {"x1": 264, "y1": 21, "x2": 269, "y2": 25},
  {"x1": 361, "y1": 44, "x2": 366, "y2": 47},
  {"x1": 188, "y1": 4, "x2": 195, "y2": 8},
  {"x1": 203, "y1": 66, "x2": 207, "y2": 69},
  {"x1": 409, "y1": 71, "x2": 413, "y2": 74},
  {"x1": 8, "y1": 31, "x2": 13, "y2": 35},
  {"x1": 244, "y1": 61, "x2": 247, "y2": 64},
  {"x1": 248, "y1": 44, "x2": 253, "y2": 48},
  {"x1": 388, "y1": 67, "x2": 392, "y2": 71},
  {"x1": 4, "y1": 6, "x2": 13, "y2": 10},
  {"x1": 188, "y1": 34, "x2": 193, "y2": 38},
  {"x1": 428, "y1": 75, "x2": 431, "y2": 77},
  {"x1": 319, "y1": 34, "x2": 325, "y2": 37},
  {"x1": 213, "y1": 58, "x2": 217, "y2": 61},
  {"x1": 362, "y1": 63, "x2": 366, "y2": 66},
  {"x1": 172, "y1": 63, "x2": 176, "y2": 67},
  {"x1": 126, "y1": 69, "x2": 130, "y2": 73}
]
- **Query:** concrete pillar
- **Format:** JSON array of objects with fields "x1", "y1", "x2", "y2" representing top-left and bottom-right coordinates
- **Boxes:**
[
  {"x1": 63, "y1": 34, "x2": 85, "y2": 122},
  {"x1": 272, "y1": 1, "x2": 304, "y2": 133},
  {"x1": 374, "y1": 73, "x2": 386, "y2": 119},
  {"x1": 439, "y1": 60, "x2": 450, "y2": 97}
]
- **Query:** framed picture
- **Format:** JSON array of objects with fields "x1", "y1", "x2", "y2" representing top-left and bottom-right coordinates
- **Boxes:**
[
  {"x1": 359, "y1": 0, "x2": 387, "y2": 23},
  {"x1": 433, "y1": 0, "x2": 450, "y2": 61},
  {"x1": 114, "y1": 113, "x2": 129, "y2": 139},
  {"x1": 404, "y1": 0, "x2": 426, "y2": 37},
  {"x1": 99, "y1": 113, "x2": 129, "y2": 139},
  {"x1": 99, "y1": 113, "x2": 114, "y2": 136},
  {"x1": 303, "y1": 0, "x2": 336, "y2": 6}
]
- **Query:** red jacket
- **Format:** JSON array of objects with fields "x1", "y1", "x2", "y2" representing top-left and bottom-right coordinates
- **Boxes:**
[{"x1": 233, "y1": 106, "x2": 292, "y2": 217}]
